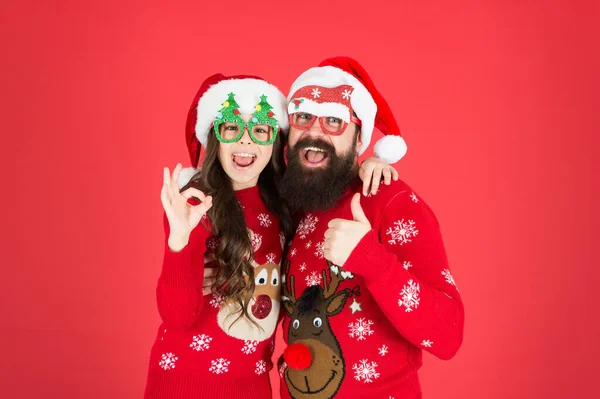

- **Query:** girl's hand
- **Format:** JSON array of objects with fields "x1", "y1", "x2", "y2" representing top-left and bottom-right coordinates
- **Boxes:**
[
  {"x1": 160, "y1": 163, "x2": 213, "y2": 251},
  {"x1": 358, "y1": 157, "x2": 399, "y2": 196}
]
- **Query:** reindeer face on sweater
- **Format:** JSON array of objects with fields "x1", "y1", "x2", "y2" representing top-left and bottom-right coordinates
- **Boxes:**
[
  {"x1": 281, "y1": 260, "x2": 351, "y2": 399},
  {"x1": 217, "y1": 260, "x2": 281, "y2": 342}
]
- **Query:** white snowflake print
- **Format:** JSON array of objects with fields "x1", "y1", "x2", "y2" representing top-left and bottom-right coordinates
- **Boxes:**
[
  {"x1": 342, "y1": 89, "x2": 352, "y2": 100},
  {"x1": 289, "y1": 248, "x2": 297, "y2": 257},
  {"x1": 209, "y1": 358, "x2": 230, "y2": 374},
  {"x1": 297, "y1": 214, "x2": 319, "y2": 239},
  {"x1": 251, "y1": 232, "x2": 262, "y2": 252},
  {"x1": 441, "y1": 269, "x2": 457, "y2": 287},
  {"x1": 378, "y1": 345, "x2": 389, "y2": 356},
  {"x1": 348, "y1": 318, "x2": 375, "y2": 341},
  {"x1": 398, "y1": 279, "x2": 421, "y2": 312},
  {"x1": 305, "y1": 271, "x2": 322, "y2": 287},
  {"x1": 299, "y1": 263, "x2": 307, "y2": 272},
  {"x1": 311, "y1": 88, "x2": 321, "y2": 98},
  {"x1": 305, "y1": 240, "x2": 312, "y2": 249},
  {"x1": 403, "y1": 261, "x2": 413, "y2": 270},
  {"x1": 255, "y1": 359, "x2": 267, "y2": 375},
  {"x1": 352, "y1": 359, "x2": 380, "y2": 383},
  {"x1": 242, "y1": 340, "x2": 259, "y2": 355},
  {"x1": 314, "y1": 241, "x2": 325, "y2": 259},
  {"x1": 190, "y1": 334, "x2": 212, "y2": 352},
  {"x1": 209, "y1": 292, "x2": 225, "y2": 308},
  {"x1": 410, "y1": 192, "x2": 419, "y2": 203},
  {"x1": 421, "y1": 339, "x2": 433, "y2": 348},
  {"x1": 386, "y1": 219, "x2": 419, "y2": 246},
  {"x1": 159, "y1": 353, "x2": 178, "y2": 370},
  {"x1": 161, "y1": 328, "x2": 166, "y2": 341},
  {"x1": 258, "y1": 213, "x2": 272, "y2": 227},
  {"x1": 279, "y1": 361, "x2": 287, "y2": 377},
  {"x1": 266, "y1": 253, "x2": 277, "y2": 264}
]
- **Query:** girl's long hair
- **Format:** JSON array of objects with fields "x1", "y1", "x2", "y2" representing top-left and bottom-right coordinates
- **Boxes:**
[{"x1": 182, "y1": 128, "x2": 293, "y2": 327}]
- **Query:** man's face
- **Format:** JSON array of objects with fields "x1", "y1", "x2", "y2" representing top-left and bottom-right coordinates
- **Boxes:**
[
  {"x1": 279, "y1": 116, "x2": 362, "y2": 212},
  {"x1": 286, "y1": 116, "x2": 362, "y2": 169}
]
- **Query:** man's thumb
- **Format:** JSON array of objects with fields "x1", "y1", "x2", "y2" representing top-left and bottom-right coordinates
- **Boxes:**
[{"x1": 351, "y1": 193, "x2": 370, "y2": 225}]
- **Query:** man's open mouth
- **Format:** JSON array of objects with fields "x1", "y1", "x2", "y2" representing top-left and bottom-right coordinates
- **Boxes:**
[{"x1": 301, "y1": 146, "x2": 329, "y2": 167}]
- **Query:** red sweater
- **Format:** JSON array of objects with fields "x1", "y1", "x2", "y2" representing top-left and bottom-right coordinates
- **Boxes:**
[
  {"x1": 145, "y1": 185, "x2": 284, "y2": 399},
  {"x1": 279, "y1": 179, "x2": 464, "y2": 399}
]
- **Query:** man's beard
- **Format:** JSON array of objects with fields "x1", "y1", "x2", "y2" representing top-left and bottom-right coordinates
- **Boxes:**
[{"x1": 280, "y1": 136, "x2": 359, "y2": 213}]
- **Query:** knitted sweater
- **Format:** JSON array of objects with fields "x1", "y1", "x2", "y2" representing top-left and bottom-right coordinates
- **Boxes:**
[
  {"x1": 278, "y1": 179, "x2": 464, "y2": 399},
  {"x1": 145, "y1": 185, "x2": 284, "y2": 399}
]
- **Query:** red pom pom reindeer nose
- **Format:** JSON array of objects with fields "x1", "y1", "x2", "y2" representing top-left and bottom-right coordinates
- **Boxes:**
[
  {"x1": 283, "y1": 343, "x2": 312, "y2": 370},
  {"x1": 251, "y1": 294, "x2": 272, "y2": 319}
]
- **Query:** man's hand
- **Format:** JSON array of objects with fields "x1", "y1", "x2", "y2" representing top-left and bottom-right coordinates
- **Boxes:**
[{"x1": 323, "y1": 193, "x2": 372, "y2": 266}]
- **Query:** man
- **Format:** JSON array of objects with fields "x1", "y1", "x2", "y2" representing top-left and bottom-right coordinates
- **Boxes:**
[{"x1": 276, "y1": 56, "x2": 464, "y2": 399}]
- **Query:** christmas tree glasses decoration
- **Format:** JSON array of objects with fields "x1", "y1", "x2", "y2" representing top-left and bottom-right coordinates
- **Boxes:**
[{"x1": 213, "y1": 92, "x2": 279, "y2": 145}]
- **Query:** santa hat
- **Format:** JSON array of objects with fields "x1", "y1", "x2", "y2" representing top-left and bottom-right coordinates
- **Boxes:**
[
  {"x1": 287, "y1": 57, "x2": 407, "y2": 163},
  {"x1": 179, "y1": 73, "x2": 289, "y2": 188}
]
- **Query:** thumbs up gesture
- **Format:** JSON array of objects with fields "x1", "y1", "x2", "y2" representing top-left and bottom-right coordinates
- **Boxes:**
[{"x1": 323, "y1": 193, "x2": 372, "y2": 266}]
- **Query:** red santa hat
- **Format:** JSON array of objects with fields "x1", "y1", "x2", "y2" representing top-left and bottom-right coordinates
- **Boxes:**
[
  {"x1": 287, "y1": 56, "x2": 407, "y2": 163},
  {"x1": 179, "y1": 73, "x2": 289, "y2": 188}
]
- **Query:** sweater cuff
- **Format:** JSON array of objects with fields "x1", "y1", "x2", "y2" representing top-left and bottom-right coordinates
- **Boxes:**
[
  {"x1": 160, "y1": 242, "x2": 195, "y2": 289},
  {"x1": 343, "y1": 229, "x2": 385, "y2": 279}
]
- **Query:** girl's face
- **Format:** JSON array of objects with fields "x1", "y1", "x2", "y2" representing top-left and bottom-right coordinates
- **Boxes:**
[{"x1": 216, "y1": 113, "x2": 275, "y2": 190}]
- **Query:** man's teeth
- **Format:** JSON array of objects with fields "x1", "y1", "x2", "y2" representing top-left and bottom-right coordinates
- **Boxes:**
[
  {"x1": 233, "y1": 153, "x2": 256, "y2": 158},
  {"x1": 305, "y1": 147, "x2": 327, "y2": 153}
]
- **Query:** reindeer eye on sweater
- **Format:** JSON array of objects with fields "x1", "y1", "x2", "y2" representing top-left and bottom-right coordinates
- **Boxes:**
[
  {"x1": 256, "y1": 269, "x2": 268, "y2": 285},
  {"x1": 271, "y1": 269, "x2": 279, "y2": 286},
  {"x1": 292, "y1": 319, "x2": 300, "y2": 329},
  {"x1": 313, "y1": 317, "x2": 323, "y2": 328}
]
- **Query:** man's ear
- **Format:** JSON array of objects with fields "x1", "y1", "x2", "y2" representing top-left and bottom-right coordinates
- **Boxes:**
[{"x1": 355, "y1": 126, "x2": 363, "y2": 152}]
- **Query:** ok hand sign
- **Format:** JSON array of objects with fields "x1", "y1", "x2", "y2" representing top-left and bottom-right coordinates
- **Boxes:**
[{"x1": 160, "y1": 163, "x2": 213, "y2": 251}]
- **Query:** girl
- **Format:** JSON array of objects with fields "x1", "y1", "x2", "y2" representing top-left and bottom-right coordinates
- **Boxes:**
[{"x1": 144, "y1": 73, "x2": 397, "y2": 398}]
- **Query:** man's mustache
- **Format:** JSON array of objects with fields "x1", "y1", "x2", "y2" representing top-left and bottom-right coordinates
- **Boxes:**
[{"x1": 289, "y1": 137, "x2": 336, "y2": 155}]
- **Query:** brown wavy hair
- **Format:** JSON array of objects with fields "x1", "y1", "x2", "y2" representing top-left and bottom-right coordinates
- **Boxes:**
[{"x1": 182, "y1": 128, "x2": 293, "y2": 328}]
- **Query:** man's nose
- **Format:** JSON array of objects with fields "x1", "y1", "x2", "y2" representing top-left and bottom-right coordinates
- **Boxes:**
[{"x1": 304, "y1": 119, "x2": 327, "y2": 138}]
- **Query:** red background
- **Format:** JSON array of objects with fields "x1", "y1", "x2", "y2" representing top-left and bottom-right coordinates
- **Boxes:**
[{"x1": 1, "y1": 0, "x2": 598, "y2": 398}]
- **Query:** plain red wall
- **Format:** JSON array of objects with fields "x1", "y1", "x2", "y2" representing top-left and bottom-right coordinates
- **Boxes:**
[{"x1": 1, "y1": 0, "x2": 598, "y2": 398}]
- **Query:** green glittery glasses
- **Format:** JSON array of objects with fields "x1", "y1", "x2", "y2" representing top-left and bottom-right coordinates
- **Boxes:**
[{"x1": 213, "y1": 92, "x2": 279, "y2": 145}]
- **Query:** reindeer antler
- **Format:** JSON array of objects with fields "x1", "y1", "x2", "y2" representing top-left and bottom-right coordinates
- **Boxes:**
[
  {"x1": 281, "y1": 259, "x2": 296, "y2": 305},
  {"x1": 323, "y1": 260, "x2": 345, "y2": 299}
]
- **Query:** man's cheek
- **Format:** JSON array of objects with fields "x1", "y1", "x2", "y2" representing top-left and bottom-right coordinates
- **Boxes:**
[{"x1": 287, "y1": 128, "x2": 303, "y2": 147}]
